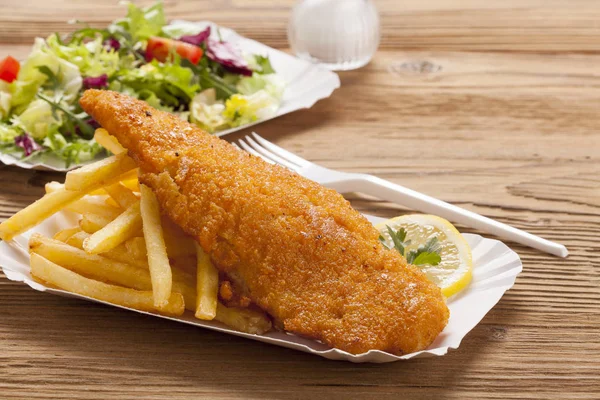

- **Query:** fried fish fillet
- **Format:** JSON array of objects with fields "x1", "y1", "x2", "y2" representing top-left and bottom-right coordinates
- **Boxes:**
[{"x1": 80, "y1": 90, "x2": 449, "y2": 355}]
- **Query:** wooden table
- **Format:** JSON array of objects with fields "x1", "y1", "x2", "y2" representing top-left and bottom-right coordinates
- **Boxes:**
[{"x1": 1, "y1": 1, "x2": 599, "y2": 399}]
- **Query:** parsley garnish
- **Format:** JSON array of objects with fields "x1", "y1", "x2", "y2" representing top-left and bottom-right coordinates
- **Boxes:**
[
  {"x1": 382, "y1": 225, "x2": 411, "y2": 256},
  {"x1": 407, "y1": 237, "x2": 442, "y2": 266},
  {"x1": 380, "y1": 225, "x2": 442, "y2": 266}
]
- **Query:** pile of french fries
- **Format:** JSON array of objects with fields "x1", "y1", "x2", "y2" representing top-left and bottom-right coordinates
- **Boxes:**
[{"x1": 0, "y1": 128, "x2": 271, "y2": 335}]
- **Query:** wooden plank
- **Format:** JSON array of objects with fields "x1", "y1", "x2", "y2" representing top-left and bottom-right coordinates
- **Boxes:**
[{"x1": 1, "y1": 1, "x2": 600, "y2": 51}]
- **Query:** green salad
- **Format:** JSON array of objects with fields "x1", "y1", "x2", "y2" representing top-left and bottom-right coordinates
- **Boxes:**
[{"x1": 0, "y1": 1, "x2": 284, "y2": 166}]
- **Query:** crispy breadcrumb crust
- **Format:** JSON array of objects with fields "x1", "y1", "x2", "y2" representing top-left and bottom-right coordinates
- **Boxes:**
[{"x1": 80, "y1": 90, "x2": 449, "y2": 355}]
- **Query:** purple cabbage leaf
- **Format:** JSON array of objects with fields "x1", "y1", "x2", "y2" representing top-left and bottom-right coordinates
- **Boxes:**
[{"x1": 14, "y1": 133, "x2": 42, "y2": 156}]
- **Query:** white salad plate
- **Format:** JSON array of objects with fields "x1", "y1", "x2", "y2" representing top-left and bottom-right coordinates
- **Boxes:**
[
  {"x1": 0, "y1": 20, "x2": 340, "y2": 172},
  {"x1": 0, "y1": 213, "x2": 522, "y2": 363}
]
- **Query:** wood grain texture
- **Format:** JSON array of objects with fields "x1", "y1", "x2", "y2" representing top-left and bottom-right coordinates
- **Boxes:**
[
  {"x1": 0, "y1": 1, "x2": 599, "y2": 399},
  {"x1": 3, "y1": 0, "x2": 600, "y2": 51}
]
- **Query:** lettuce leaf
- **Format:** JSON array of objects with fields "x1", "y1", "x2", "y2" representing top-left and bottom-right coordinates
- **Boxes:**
[
  {"x1": 114, "y1": 1, "x2": 166, "y2": 43},
  {"x1": 115, "y1": 60, "x2": 199, "y2": 108},
  {"x1": 162, "y1": 22, "x2": 206, "y2": 39},
  {"x1": 46, "y1": 34, "x2": 124, "y2": 78},
  {"x1": 53, "y1": 58, "x2": 83, "y2": 102},
  {"x1": 237, "y1": 73, "x2": 285, "y2": 101},
  {"x1": 109, "y1": 80, "x2": 174, "y2": 112},
  {"x1": 10, "y1": 99, "x2": 61, "y2": 139},
  {"x1": 9, "y1": 37, "x2": 83, "y2": 113},
  {"x1": 245, "y1": 54, "x2": 275, "y2": 75},
  {"x1": 43, "y1": 130, "x2": 103, "y2": 167},
  {"x1": 9, "y1": 38, "x2": 60, "y2": 110},
  {"x1": 0, "y1": 123, "x2": 21, "y2": 143},
  {"x1": 0, "y1": 87, "x2": 11, "y2": 120}
]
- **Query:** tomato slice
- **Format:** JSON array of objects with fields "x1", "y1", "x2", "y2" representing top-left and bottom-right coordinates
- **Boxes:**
[
  {"x1": 0, "y1": 56, "x2": 20, "y2": 83},
  {"x1": 146, "y1": 37, "x2": 203, "y2": 65}
]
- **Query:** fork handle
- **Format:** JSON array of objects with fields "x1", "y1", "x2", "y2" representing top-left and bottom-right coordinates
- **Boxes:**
[{"x1": 328, "y1": 174, "x2": 568, "y2": 257}]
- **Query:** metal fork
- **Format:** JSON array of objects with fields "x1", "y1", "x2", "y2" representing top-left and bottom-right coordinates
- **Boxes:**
[{"x1": 236, "y1": 132, "x2": 568, "y2": 257}]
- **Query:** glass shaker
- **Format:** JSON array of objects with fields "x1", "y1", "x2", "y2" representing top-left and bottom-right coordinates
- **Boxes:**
[{"x1": 288, "y1": 0, "x2": 380, "y2": 71}]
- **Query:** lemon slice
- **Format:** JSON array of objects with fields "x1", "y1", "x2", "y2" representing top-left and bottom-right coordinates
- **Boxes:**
[{"x1": 376, "y1": 214, "x2": 473, "y2": 297}]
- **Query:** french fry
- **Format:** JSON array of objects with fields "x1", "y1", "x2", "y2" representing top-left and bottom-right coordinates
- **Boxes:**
[
  {"x1": 126, "y1": 231, "x2": 196, "y2": 270},
  {"x1": 65, "y1": 230, "x2": 88, "y2": 247},
  {"x1": 113, "y1": 168, "x2": 139, "y2": 182},
  {"x1": 195, "y1": 243, "x2": 218, "y2": 320},
  {"x1": 79, "y1": 213, "x2": 113, "y2": 234},
  {"x1": 116, "y1": 239, "x2": 195, "y2": 285},
  {"x1": 53, "y1": 227, "x2": 82, "y2": 242},
  {"x1": 60, "y1": 232, "x2": 194, "y2": 292},
  {"x1": 67, "y1": 231, "x2": 134, "y2": 265},
  {"x1": 0, "y1": 172, "x2": 128, "y2": 241},
  {"x1": 30, "y1": 234, "x2": 152, "y2": 290},
  {"x1": 94, "y1": 128, "x2": 125, "y2": 155},
  {"x1": 177, "y1": 283, "x2": 197, "y2": 312},
  {"x1": 104, "y1": 182, "x2": 139, "y2": 209},
  {"x1": 46, "y1": 181, "x2": 107, "y2": 197},
  {"x1": 215, "y1": 303, "x2": 272, "y2": 334},
  {"x1": 46, "y1": 183, "x2": 120, "y2": 218},
  {"x1": 83, "y1": 201, "x2": 142, "y2": 254},
  {"x1": 88, "y1": 188, "x2": 107, "y2": 196},
  {"x1": 30, "y1": 233, "x2": 194, "y2": 306},
  {"x1": 32, "y1": 236, "x2": 267, "y2": 329},
  {"x1": 44, "y1": 181, "x2": 64, "y2": 194},
  {"x1": 64, "y1": 152, "x2": 137, "y2": 191},
  {"x1": 140, "y1": 184, "x2": 172, "y2": 309},
  {"x1": 121, "y1": 177, "x2": 140, "y2": 192},
  {"x1": 103, "y1": 245, "x2": 144, "y2": 267},
  {"x1": 115, "y1": 237, "x2": 195, "y2": 283},
  {"x1": 67, "y1": 196, "x2": 123, "y2": 220},
  {"x1": 30, "y1": 253, "x2": 184, "y2": 316},
  {"x1": 124, "y1": 237, "x2": 147, "y2": 261},
  {"x1": 105, "y1": 197, "x2": 120, "y2": 208}
]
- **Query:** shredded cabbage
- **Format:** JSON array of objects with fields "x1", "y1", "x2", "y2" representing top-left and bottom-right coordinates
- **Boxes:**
[
  {"x1": 223, "y1": 90, "x2": 279, "y2": 127},
  {"x1": 10, "y1": 99, "x2": 61, "y2": 139},
  {"x1": 53, "y1": 57, "x2": 83, "y2": 102},
  {"x1": 190, "y1": 89, "x2": 227, "y2": 133},
  {"x1": 0, "y1": 123, "x2": 21, "y2": 143},
  {"x1": 46, "y1": 35, "x2": 124, "y2": 78},
  {"x1": 43, "y1": 130, "x2": 103, "y2": 166}
]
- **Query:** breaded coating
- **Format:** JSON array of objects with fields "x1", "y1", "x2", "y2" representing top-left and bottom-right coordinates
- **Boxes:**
[{"x1": 80, "y1": 90, "x2": 449, "y2": 355}]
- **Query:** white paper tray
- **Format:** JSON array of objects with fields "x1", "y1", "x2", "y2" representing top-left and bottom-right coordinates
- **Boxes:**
[
  {"x1": 0, "y1": 20, "x2": 340, "y2": 172},
  {"x1": 0, "y1": 213, "x2": 522, "y2": 363}
]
